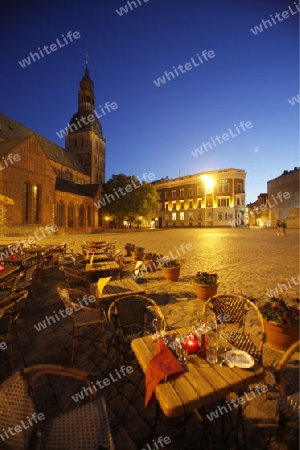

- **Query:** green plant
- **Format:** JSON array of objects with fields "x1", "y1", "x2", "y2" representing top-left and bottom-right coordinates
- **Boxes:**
[
  {"x1": 191, "y1": 271, "x2": 218, "y2": 285},
  {"x1": 144, "y1": 252, "x2": 161, "y2": 261},
  {"x1": 161, "y1": 259, "x2": 181, "y2": 268},
  {"x1": 133, "y1": 246, "x2": 144, "y2": 253},
  {"x1": 124, "y1": 243, "x2": 135, "y2": 249},
  {"x1": 259, "y1": 298, "x2": 300, "y2": 325}
]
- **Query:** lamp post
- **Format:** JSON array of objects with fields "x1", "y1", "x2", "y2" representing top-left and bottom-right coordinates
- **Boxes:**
[{"x1": 201, "y1": 175, "x2": 214, "y2": 227}]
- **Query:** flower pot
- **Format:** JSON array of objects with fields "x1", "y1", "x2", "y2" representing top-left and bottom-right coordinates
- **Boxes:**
[
  {"x1": 144, "y1": 260, "x2": 157, "y2": 272},
  {"x1": 161, "y1": 266, "x2": 180, "y2": 282},
  {"x1": 264, "y1": 320, "x2": 299, "y2": 352},
  {"x1": 192, "y1": 282, "x2": 218, "y2": 303},
  {"x1": 132, "y1": 251, "x2": 144, "y2": 261}
]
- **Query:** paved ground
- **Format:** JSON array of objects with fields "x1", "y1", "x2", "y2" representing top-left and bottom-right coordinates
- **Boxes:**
[{"x1": 0, "y1": 228, "x2": 299, "y2": 449}]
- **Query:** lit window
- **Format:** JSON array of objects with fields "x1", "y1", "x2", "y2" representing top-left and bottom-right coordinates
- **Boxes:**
[
  {"x1": 218, "y1": 213, "x2": 222, "y2": 220},
  {"x1": 172, "y1": 212, "x2": 176, "y2": 221},
  {"x1": 188, "y1": 200, "x2": 193, "y2": 208},
  {"x1": 180, "y1": 212, "x2": 184, "y2": 221}
]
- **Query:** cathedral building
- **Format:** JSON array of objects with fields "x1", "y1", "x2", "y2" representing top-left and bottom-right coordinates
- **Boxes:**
[{"x1": 0, "y1": 65, "x2": 105, "y2": 236}]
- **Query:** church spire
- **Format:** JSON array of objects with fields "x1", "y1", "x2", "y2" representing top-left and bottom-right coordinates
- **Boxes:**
[{"x1": 78, "y1": 55, "x2": 95, "y2": 112}]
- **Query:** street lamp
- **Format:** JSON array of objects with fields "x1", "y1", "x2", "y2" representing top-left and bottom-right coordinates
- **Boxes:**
[{"x1": 201, "y1": 175, "x2": 214, "y2": 226}]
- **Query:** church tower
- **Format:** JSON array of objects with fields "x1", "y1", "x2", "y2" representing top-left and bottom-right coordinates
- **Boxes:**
[{"x1": 65, "y1": 63, "x2": 106, "y2": 184}]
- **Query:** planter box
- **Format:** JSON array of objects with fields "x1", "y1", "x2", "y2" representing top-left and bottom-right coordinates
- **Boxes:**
[
  {"x1": 161, "y1": 266, "x2": 180, "y2": 282},
  {"x1": 264, "y1": 320, "x2": 299, "y2": 352},
  {"x1": 192, "y1": 282, "x2": 218, "y2": 303}
]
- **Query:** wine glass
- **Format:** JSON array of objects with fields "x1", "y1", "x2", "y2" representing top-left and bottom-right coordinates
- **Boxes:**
[{"x1": 152, "y1": 317, "x2": 164, "y2": 339}]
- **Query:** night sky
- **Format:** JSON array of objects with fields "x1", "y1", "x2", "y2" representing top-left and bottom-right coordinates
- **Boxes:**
[{"x1": 1, "y1": 0, "x2": 299, "y2": 202}]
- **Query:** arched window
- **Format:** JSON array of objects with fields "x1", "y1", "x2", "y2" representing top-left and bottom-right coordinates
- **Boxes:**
[
  {"x1": 68, "y1": 203, "x2": 74, "y2": 227},
  {"x1": 78, "y1": 205, "x2": 84, "y2": 227},
  {"x1": 56, "y1": 201, "x2": 64, "y2": 227},
  {"x1": 33, "y1": 185, "x2": 41, "y2": 223},
  {"x1": 87, "y1": 205, "x2": 91, "y2": 227},
  {"x1": 23, "y1": 182, "x2": 29, "y2": 223}
]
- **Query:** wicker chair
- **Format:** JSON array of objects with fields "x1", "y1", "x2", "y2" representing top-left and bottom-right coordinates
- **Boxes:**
[
  {"x1": 107, "y1": 294, "x2": 166, "y2": 362},
  {"x1": 0, "y1": 364, "x2": 115, "y2": 449},
  {"x1": 59, "y1": 266, "x2": 89, "y2": 290},
  {"x1": 0, "y1": 271, "x2": 25, "y2": 299},
  {"x1": 17, "y1": 264, "x2": 38, "y2": 301},
  {"x1": 274, "y1": 340, "x2": 300, "y2": 443},
  {"x1": 0, "y1": 290, "x2": 28, "y2": 371},
  {"x1": 203, "y1": 294, "x2": 266, "y2": 365},
  {"x1": 57, "y1": 287, "x2": 107, "y2": 362}
]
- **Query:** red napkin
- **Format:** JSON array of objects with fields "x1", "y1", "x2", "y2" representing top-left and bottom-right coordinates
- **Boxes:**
[{"x1": 145, "y1": 339, "x2": 184, "y2": 408}]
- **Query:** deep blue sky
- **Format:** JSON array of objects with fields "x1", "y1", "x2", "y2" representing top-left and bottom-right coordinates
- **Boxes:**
[{"x1": 1, "y1": 0, "x2": 299, "y2": 202}]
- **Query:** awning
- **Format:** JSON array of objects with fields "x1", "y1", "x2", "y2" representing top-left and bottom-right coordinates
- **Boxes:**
[{"x1": 0, "y1": 194, "x2": 14, "y2": 205}]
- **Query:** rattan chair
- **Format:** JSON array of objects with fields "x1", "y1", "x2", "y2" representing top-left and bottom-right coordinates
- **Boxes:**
[
  {"x1": 203, "y1": 294, "x2": 266, "y2": 365},
  {"x1": 274, "y1": 340, "x2": 300, "y2": 443},
  {"x1": 57, "y1": 287, "x2": 107, "y2": 362},
  {"x1": 0, "y1": 271, "x2": 25, "y2": 299},
  {"x1": 0, "y1": 364, "x2": 115, "y2": 449},
  {"x1": 17, "y1": 264, "x2": 38, "y2": 301},
  {"x1": 59, "y1": 266, "x2": 89, "y2": 290},
  {"x1": 0, "y1": 290, "x2": 28, "y2": 371},
  {"x1": 107, "y1": 294, "x2": 166, "y2": 362}
]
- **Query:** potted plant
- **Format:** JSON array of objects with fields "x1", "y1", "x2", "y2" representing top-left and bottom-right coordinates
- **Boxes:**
[
  {"x1": 259, "y1": 298, "x2": 300, "y2": 351},
  {"x1": 143, "y1": 253, "x2": 161, "y2": 272},
  {"x1": 131, "y1": 246, "x2": 145, "y2": 261},
  {"x1": 191, "y1": 271, "x2": 219, "y2": 303},
  {"x1": 124, "y1": 243, "x2": 135, "y2": 257},
  {"x1": 160, "y1": 259, "x2": 181, "y2": 282}
]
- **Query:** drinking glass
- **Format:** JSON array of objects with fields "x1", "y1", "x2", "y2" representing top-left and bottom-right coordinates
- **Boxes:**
[
  {"x1": 175, "y1": 335, "x2": 188, "y2": 364},
  {"x1": 206, "y1": 331, "x2": 219, "y2": 364},
  {"x1": 152, "y1": 318, "x2": 164, "y2": 339}
]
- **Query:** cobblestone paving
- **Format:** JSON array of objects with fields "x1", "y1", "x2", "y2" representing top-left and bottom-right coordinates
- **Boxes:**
[{"x1": 0, "y1": 228, "x2": 299, "y2": 449}]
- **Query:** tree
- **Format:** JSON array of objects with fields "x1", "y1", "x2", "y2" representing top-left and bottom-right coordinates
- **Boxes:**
[{"x1": 102, "y1": 174, "x2": 159, "y2": 227}]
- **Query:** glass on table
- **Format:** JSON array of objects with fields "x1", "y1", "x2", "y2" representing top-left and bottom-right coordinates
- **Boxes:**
[
  {"x1": 175, "y1": 335, "x2": 188, "y2": 364},
  {"x1": 152, "y1": 317, "x2": 165, "y2": 340},
  {"x1": 206, "y1": 330, "x2": 219, "y2": 364}
]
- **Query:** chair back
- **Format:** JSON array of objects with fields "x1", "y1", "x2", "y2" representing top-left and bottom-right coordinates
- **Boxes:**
[
  {"x1": 0, "y1": 372, "x2": 36, "y2": 449},
  {"x1": 275, "y1": 340, "x2": 300, "y2": 398},
  {"x1": 10, "y1": 271, "x2": 26, "y2": 294},
  {"x1": 24, "y1": 264, "x2": 38, "y2": 283},
  {"x1": 57, "y1": 286, "x2": 72, "y2": 309},
  {"x1": 203, "y1": 294, "x2": 248, "y2": 326}
]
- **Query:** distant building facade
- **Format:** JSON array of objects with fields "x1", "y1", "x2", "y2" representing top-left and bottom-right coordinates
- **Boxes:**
[
  {"x1": 0, "y1": 65, "x2": 105, "y2": 236},
  {"x1": 154, "y1": 168, "x2": 246, "y2": 228},
  {"x1": 246, "y1": 168, "x2": 299, "y2": 228}
]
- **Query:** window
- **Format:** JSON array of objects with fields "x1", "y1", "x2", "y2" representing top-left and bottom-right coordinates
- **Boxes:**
[
  {"x1": 217, "y1": 198, "x2": 229, "y2": 207},
  {"x1": 197, "y1": 199, "x2": 202, "y2": 208},
  {"x1": 197, "y1": 212, "x2": 202, "y2": 220},
  {"x1": 180, "y1": 188, "x2": 184, "y2": 198},
  {"x1": 237, "y1": 183, "x2": 243, "y2": 193},
  {"x1": 180, "y1": 212, "x2": 184, "y2": 221},
  {"x1": 172, "y1": 189, "x2": 176, "y2": 199},
  {"x1": 56, "y1": 201, "x2": 64, "y2": 227},
  {"x1": 164, "y1": 191, "x2": 168, "y2": 199},
  {"x1": 225, "y1": 213, "x2": 232, "y2": 220},
  {"x1": 87, "y1": 205, "x2": 92, "y2": 227},
  {"x1": 172, "y1": 212, "x2": 176, "y2": 221},
  {"x1": 165, "y1": 214, "x2": 169, "y2": 221},
  {"x1": 188, "y1": 187, "x2": 193, "y2": 196},
  {"x1": 236, "y1": 198, "x2": 240, "y2": 206},
  {"x1": 207, "y1": 199, "x2": 212, "y2": 207},
  {"x1": 78, "y1": 205, "x2": 84, "y2": 227},
  {"x1": 218, "y1": 213, "x2": 222, "y2": 220},
  {"x1": 197, "y1": 186, "x2": 201, "y2": 196},
  {"x1": 68, "y1": 204, "x2": 74, "y2": 227},
  {"x1": 33, "y1": 185, "x2": 41, "y2": 223},
  {"x1": 23, "y1": 182, "x2": 29, "y2": 223},
  {"x1": 224, "y1": 184, "x2": 229, "y2": 192},
  {"x1": 180, "y1": 201, "x2": 184, "y2": 209},
  {"x1": 82, "y1": 138, "x2": 84, "y2": 146},
  {"x1": 188, "y1": 212, "x2": 193, "y2": 220},
  {"x1": 218, "y1": 183, "x2": 229, "y2": 193},
  {"x1": 74, "y1": 139, "x2": 77, "y2": 147},
  {"x1": 165, "y1": 202, "x2": 169, "y2": 211},
  {"x1": 172, "y1": 201, "x2": 176, "y2": 210},
  {"x1": 188, "y1": 200, "x2": 193, "y2": 208}
]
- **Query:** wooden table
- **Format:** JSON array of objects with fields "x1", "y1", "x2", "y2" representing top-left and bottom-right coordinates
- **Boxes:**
[
  {"x1": 131, "y1": 328, "x2": 265, "y2": 418},
  {"x1": 84, "y1": 253, "x2": 111, "y2": 263},
  {"x1": 0, "y1": 254, "x2": 36, "y2": 265},
  {"x1": 90, "y1": 278, "x2": 146, "y2": 308},
  {"x1": 0, "y1": 265, "x2": 21, "y2": 280},
  {"x1": 86, "y1": 261, "x2": 120, "y2": 274}
]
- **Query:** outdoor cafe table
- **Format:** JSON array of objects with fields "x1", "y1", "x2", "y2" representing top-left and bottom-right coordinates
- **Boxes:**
[
  {"x1": 0, "y1": 254, "x2": 36, "y2": 266},
  {"x1": 0, "y1": 264, "x2": 21, "y2": 280},
  {"x1": 131, "y1": 328, "x2": 265, "y2": 418},
  {"x1": 84, "y1": 253, "x2": 111, "y2": 263},
  {"x1": 90, "y1": 278, "x2": 146, "y2": 310},
  {"x1": 86, "y1": 261, "x2": 120, "y2": 275}
]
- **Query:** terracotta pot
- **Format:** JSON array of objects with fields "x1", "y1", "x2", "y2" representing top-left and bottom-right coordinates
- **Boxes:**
[
  {"x1": 144, "y1": 260, "x2": 157, "y2": 272},
  {"x1": 132, "y1": 251, "x2": 144, "y2": 261},
  {"x1": 161, "y1": 266, "x2": 180, "y2": 282},
  {"x1": 192, "y1": 282, "x2": 218, "y2": 303},
  {"x1": 264, "y1": 320, "x2": 299, "y2": 352}
]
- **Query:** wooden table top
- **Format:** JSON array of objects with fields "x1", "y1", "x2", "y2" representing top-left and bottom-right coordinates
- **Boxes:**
[
  {"x1": 0, "y1": 265, "x2": 21, "y2": 280},
  {"x1": 131, "y1": 328, "x2": 265, "y2": 418},
  {"x1": 84, "y1": 253, "x2": 111, "y2": 263},
  {"x1": 86, "y1": 261, "x2": 120, "y2": 273},
  {"x1": 90, "y1": 278, "x2": 145, "y2": 301},
  {"x1": 0, "y1": 254, "x2": 36, "y2": 264}
]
